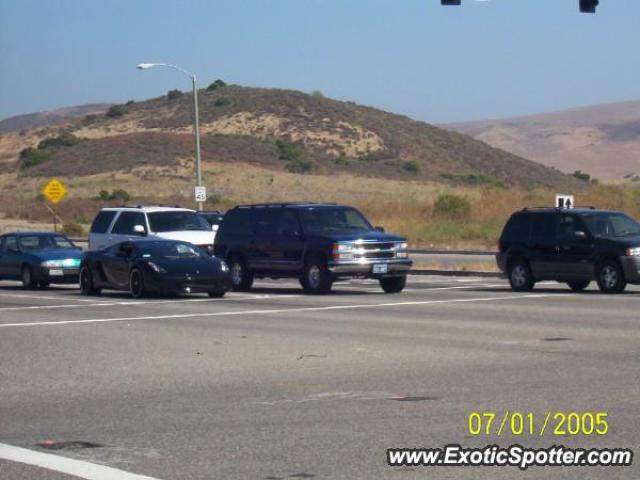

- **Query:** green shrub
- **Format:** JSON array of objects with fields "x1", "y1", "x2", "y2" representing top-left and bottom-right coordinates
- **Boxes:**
[
  {"x1": 106, "y1": 104, "x2": 127, "y2": 118},
  {"x1": 334, "y1": 153, "x2": 350, "y2": 166},
  {"x1": 167, "y1": 89, "x2": 183, "y2": 100},
  {"x1": 433, "y1": 193, "x2": 472, "y2": 220},
  {"x1": 573, "y1": 170, "x2": 591, "y2": 182},
  {"x1": 97, "y1": 190, "x2": 111, "y2": 201},
  {"x1": 311, "y1": 90, "x2": 324, "y2": 98},
  {"x1": 285, "y1": 158, "x2": 313, "y2": 174},
  {"x1": 214, "y1": 97, "x2": 231, "y2": 107},
  {"x1": 20, "y1": 147, "x2": 50, "y2": 169},
  {"x1": 110, "y1": 189, "x2": 130, "y2": 201},
  {"x1": 275, "y1": 140, "x2": 304, "y2": 163},
  {"x1": 61, "y1": 221, "x2": 85, "y2": 237},
  {"x1": 207, "y1": 79, "x2": 227, "y2": 91},
  {"x1": 125, "y1": 100, "x2": 135, "y2": 106},
  {"x1": 403, "y1": 160, "x2": 420, "y2": 173},
  {"x1": 38, "y1": 133, "x2": 79, "y2": 149}
]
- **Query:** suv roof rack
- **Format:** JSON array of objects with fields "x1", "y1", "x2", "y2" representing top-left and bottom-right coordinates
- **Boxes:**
[
  {"x1": 521, "y1": 206, "x2": 598, "y2": 212},
  {"x1": 117, "y1": 204, "x2": 184, "y2": 209},
  {"x1": 236, "y1": 202, "x2": 338, "y2": 208}
]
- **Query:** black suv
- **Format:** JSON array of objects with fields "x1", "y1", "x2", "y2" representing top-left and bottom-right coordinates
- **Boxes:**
[
  {"x1": 497, "y1": 208, "x2": 640, "y2": 293},
  {"x1": 213, "y1": 203, "x2": 412, "y2": 294}
]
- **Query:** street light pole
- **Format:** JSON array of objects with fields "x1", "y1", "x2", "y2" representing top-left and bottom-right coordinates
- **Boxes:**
[{"x1": 137, "y1": 63, "x2": 204, "y2": 211}]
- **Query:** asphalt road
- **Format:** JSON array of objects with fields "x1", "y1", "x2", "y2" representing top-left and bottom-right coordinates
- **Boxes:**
[{"x1": 0, "y1": 276, "x2": 638, "y2": 480}]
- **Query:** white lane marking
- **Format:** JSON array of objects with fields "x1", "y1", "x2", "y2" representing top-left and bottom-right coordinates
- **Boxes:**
[
  {"x1": 0, "y1": 294, "x2": 302, "y2": 312},
  {"x1": 0, "y1": 293, "x2": 553, "y2": 328},
  {"x1": 0, "y1": 442, "x2": 162, "y2": 480},
  {"x1": 0, "y1": 292, "x2": 107, "y2": 303}
]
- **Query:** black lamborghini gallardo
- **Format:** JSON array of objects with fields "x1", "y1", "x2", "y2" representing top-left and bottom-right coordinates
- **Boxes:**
[{"x1": 80, "y1": 240, "x2": 231, "y2": 298}]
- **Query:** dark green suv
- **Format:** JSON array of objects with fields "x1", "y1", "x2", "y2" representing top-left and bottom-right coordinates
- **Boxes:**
[{"x1": 497, "y1": 208, "x2": 640, "y2": 293}]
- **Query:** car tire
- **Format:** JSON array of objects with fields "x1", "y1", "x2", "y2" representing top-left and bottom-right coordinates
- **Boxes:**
[
  {"x1": 228, "y1": 256, "x2": 253, "y2": 291},
  {"x1": 21, "y1": 265, "x2": 37, "y2": 289},
  {"x1": 508, "y1": 259, "x2": 535, "y2": 292},
  {"x1": 129, "y1": 268, "x2": 146, "y2": 298},
  {"x1": 301, "y1": 257, "x2": 332, "y2": 294},
  {"x1": 596, "y1": 260, "x2": 626, "y2": 294},
  {"x1": 567, "y1": 280, "x2": 590, "y2": 292},
  {"x1": 79, "y1": 265, "x2": 101, "y2": 295},
  {"x1": 208, "y1": 290, "x2": 226, "y2": 298},
  {"x1": 380, "y1": 275, "x2": 407, "y2": 294}
]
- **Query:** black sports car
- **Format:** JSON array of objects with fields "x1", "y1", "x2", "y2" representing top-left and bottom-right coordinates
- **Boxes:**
[{"x1": 80, "y1": 240, "x2": 231, "y2": 298}]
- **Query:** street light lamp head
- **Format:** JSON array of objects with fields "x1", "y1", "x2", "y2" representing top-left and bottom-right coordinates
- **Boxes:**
[{"x1": 137, "y1": 63, "x2": 155, "y2": 70}]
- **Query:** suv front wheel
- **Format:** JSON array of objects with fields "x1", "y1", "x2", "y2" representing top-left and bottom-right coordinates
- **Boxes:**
[
  {"x1": 596, "y1": 260, "x2": 626, "y2": 294},
  {"x1": 229, "y1": 256, "x2": 254, "y2": 291},
  {"x1": 301, "y1": 257, "x2": 332, "y2": 294},
  {"x1": 508, "y1": 259, "x2": 535, "y2": 292},
  {"x1": 380, "y1": 275, "x2": 406, "y2": 294}
]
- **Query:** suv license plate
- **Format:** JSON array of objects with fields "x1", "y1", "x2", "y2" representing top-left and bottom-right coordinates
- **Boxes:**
[
  {"x1": 49, "y1": 269, "x2": 64, "y2": 276},
  {"x1": 372, "y1": 264, "x2": 388, "y2": 274}
]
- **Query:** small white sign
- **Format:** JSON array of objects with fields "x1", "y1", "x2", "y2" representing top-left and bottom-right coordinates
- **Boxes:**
[
  {"x1": 195, "y1": 186, "x2": 207, "y2": 203},
  {"x1": 556, "y1": 194, "x2": 575, "y2": 209}
]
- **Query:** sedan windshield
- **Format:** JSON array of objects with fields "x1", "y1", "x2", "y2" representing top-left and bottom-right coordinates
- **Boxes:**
[
  {"x1": 581, "y1": 213, "x2": 640, "y2": 238},
  {"x1": 138, "y1": 242, "x2": 205, "y2": 259},
  {"x1": 19, "y1": 235, "x2": 76, "y2": 251},
  {"x1": 299, "y1": 208, "x2": 372, "y2": 235},
  {"x1": 147, "y1": 211, "x2": 210, "y2": 232}
]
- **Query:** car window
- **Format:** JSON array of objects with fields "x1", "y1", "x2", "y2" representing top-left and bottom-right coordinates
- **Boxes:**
[
  {"x1": 138, "y1": 241, "x2": 205, "y2": 258},
  {"x1": 220, "y1": 209, "x2": 251, "y2": 235},
  {"x1": 252, "y1": 208, "x2": 281, "y2": 235},
  {"x1": 147, "y1": 211, "x2": 209, "y2": 232},
  {"x1": 111, "y1": 212, "x2": 146, "y2": 234},
  {"x1": 3, "y1": 236, "x2": 18, "y2": 253},
  {"x1": 18, "y1": 235, "x2": 76, "y2": 250},
  {"x1": 557, "y1": 215, "x2": 585, "y2": 242},
  {"x1": 501, "y1": 213, "x2": 531, "y2": 242},
  {"x1": 277, "y1": 210, "x2": 301, "y2": 235},
  {"x1": 299, "y1": 208, "x2": 372, "y2": 235},
  {"x1": 530, "y1": 213, "x2": 556, "y2": 244},
  {"x1": 581, "y1": 213, "x2": 640, "y2": 238},
  {"x1": 91, "y1": 211, "x2": 117, "y2": 234}
]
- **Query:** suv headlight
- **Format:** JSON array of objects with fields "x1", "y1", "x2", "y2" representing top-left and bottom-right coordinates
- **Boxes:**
[
  {"x1": 147, "y1": 261, "x2": 167, "y2": 273},
  {"x1": 395, "y1": 242, "x2": 408, "y2": 259},
  {"x1": 332, "y1": 243, "x2": 355, "y2": 260},
  {"x1": 626, "y1": 247, "x2": 640, "y2": 257}
]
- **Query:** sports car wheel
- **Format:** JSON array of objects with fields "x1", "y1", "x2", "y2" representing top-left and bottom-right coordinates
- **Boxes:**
[
  {"x1": 129, "y1": 268, "x2": 146, "y2": 298},
  {"x1": 79, "y1": 265, "x2": 101, "y2": 295}
]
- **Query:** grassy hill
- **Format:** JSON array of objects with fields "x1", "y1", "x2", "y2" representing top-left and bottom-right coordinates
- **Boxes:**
[
  {"x1": 0, "y1": 103, "x2": 113, "y2": 134},
  {"x1": 1, "y1": 85, "x2": 577, "y2": 189},
  {"x1": 446, "y1": 100, "x2": 640, "y2": 182}
]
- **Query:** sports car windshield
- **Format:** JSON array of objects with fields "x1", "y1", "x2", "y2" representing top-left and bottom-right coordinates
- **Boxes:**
[
  {"x1": 19, "y1": 235, "x2": 76, "y2": 251},
  {"x1": 147, "y1": 212, "x2": 210, "y2": 232},
  {"x1": 299, "y1": 208, "x2": 373, "y2": 235},
  {"x1": 138, "y1": 242, "x2": 205, "y2": 259},
  {"x1": 581, "y1": 213, "x2": 640, "y2": 238}
]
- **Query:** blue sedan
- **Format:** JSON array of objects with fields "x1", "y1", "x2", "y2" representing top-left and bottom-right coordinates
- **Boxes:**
[{"x1": 0, "y1": 232, "x2": 83, "y2": 288}]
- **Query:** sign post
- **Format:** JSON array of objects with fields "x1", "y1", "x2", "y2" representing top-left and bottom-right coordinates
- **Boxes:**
[
  {"x1": 556, "y1": 194, "x2": 575, "y2": 209},
  {"x1": 42, "y1": 178, "x2": 68, "y2": 232},
  {"x1": 195, "y1": 185, "x2": 207, "y2": 204}
]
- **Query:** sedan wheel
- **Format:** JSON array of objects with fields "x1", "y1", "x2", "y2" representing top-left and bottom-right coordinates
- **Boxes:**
[
  {"x1": 596, "y1": 261, "x2": 626, "y2": 294},
  {"x1": 21, "y1": 265, "x2": 37, "y2": 289}
]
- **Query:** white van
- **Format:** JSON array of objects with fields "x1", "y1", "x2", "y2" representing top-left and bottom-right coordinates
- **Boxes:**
[{"x1": 88, "y1": 206, "x2": 216, "y2": 252}]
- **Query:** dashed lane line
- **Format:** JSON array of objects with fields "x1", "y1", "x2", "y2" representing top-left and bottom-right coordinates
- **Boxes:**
[{"x1": 0, "y1": 442, "x2": 162, "y2": 480}]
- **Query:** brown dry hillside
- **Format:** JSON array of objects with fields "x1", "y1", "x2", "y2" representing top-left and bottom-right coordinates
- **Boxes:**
[
  {"x1": 0, "y1": 86, "x2": 578, "y2": 189},
  {"x1": 446, "y1": 100, "x2": 640, "y2": 182},
  {"x1": 0, "y1": 103, "x2": 112, "y2": 134}
]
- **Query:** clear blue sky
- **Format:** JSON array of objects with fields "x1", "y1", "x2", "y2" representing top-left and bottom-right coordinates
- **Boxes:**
[{"x1": 1, "y1": 0, "x2": 638, "y2": 123}]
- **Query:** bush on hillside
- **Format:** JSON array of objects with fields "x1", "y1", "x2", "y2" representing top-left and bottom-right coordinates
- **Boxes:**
[
  {"x1": 403, "y1": 160, "x2": 420, "y2": 173},
  {"x1": 285, "y1": 158, "x2": 313, "y2": 174},
  {"x1": 207, "y1": 79, "x2": 227, "y2": 91},
  {"x1": 95, "y1": 189, "x2": 130, "y2": 202},
  {"x1": 38, "y1": 133, "x2": 79, "y2": 149},
  {"x1": 61, "y1": 221, "x2": 85, "y2": 237},
  {"x1": 106, "y1": 104, "x2": 127, "y2": 118},
  {"x1": 167, "y1": 89, "x2": 184, "y2": 100},
  {"x1": 214, "y1": 97, "x2": 231, "y2": 107},
  {"x1": 433, "y1": 193, "x2": 472, "y2": 220},
  {"x1": 20, "y1": 148, "x2": 51, "y2": 169}
]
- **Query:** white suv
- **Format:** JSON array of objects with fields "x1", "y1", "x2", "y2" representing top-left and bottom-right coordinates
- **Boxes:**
[{"x1": 88, "y1": 206, "x2": 216, "y2": 252}]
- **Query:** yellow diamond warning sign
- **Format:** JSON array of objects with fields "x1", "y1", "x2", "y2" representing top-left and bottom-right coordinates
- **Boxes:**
[{"x1": 42, "y1": 178, "x2": 68, "y2": 204}]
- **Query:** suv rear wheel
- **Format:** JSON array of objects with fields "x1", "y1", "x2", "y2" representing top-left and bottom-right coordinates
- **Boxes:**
[
  {"x1": 508, "y1": 259, "x2": 535, "y2": 292},
  {"x1": 380, "y1": 275, "x2": 407, "y2": 293},
  {"x1": 596, "y1": 260, "x2": 626, "y2": 294},
  {"x1": 229, "y1": 256, "x2": 253, "y2": 291},
  {"x1": 301, "y1": 257, "x2": 332, "y2": 294},
  {"x1": 567, "y1": 280, "x2": 590, "y2": 292}
]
